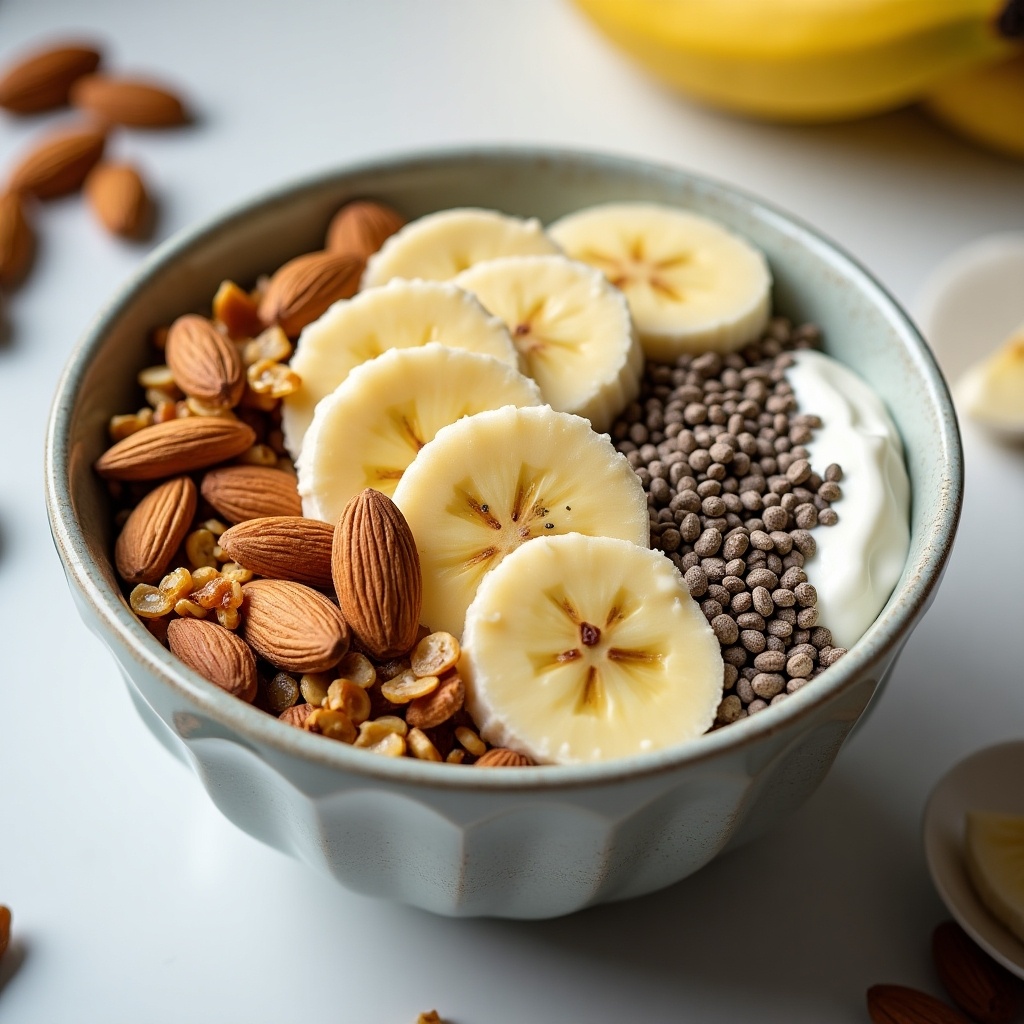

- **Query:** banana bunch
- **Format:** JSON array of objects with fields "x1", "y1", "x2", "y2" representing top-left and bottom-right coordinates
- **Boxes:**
[{"x1": 571, "y1": 0, "x2": 1024, "y2": 156}]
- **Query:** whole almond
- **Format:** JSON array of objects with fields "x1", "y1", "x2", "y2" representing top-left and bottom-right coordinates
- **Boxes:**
[
  {"x1": 932, "y1": 920, "x2": 1024, "y2": 1024},
  {"x1": 474, "y1": 748, "x2": 535, "y2": 767},
  {"x1": 0, "y1": 42, "x2": 101, "y2": 114},
  {"x1": 95, "y1": 417, "x2": 256, "y2": 481},
  {"x1": 326, "y1": 199, "x2": 405, "y2": 260},
  {"x1": 85, "y1": 161, "x2": 152, "y2": 238},
  {"x1": 165, "y1": 314, "x2": 245, "y2": 408},
  {"x1": 0, "y1": 904, "x2": 10, "y2": 959},
  {"x1": 70, "y1": 74, "x2": 188, "y2": 127},
  {"x1": 333, "y1": 488, "x2": 422, "y2": 660},
  {"x1": 241, "y1": 579, "x2": 349, "y2": 673},
  {"x1": 7, "y1": 124, "x2": 106, "y2": 199},
  {"x1": 867, "y1": 984, "x2": 972, "y2": 1024},
  {"x1": 279, "y1": 703, "x2": 316, "y2": 728},
  {"x1": 258, "y1": 250, "x2": 361, "y2": 338},
  {"x1": 167, "y1": 617, "x2": 257, "y2": 702},
  {"x1": 0, "y1": 191, "x2": 34, "y2": 288},
  {"x1": 201, "y1": 465, "x2": 302, "y2": 524},
  {"x1": 219, "y1": 516, "x2": 334, "y2": 588},
  {"x1": 406, "y1": 672, "x2": 464, "y2": 729},
  {"x1": 115, "y1": 476, "x2": 197, "y2": 584}
]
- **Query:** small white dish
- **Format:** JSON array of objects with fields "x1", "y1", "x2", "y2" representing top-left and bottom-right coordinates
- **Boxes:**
[{"x1": 923, "y1": 740, "x2": 1024, "y2": 979}]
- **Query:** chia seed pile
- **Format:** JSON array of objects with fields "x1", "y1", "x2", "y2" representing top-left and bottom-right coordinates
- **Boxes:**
[{"x1": 609, "y1": 316, "x2": 848, "y2": 726}]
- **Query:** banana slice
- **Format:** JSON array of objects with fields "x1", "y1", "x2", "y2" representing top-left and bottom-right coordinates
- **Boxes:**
[
  {"x1": 461, "y1": 533, "x2": 724, "y2": 764},
  {"x1": 361, "y1": 207, "x2": 560, "y2": 288},
  {"x1": 965, "y1": 810, "x2": 1024, "y2": 944},
  {"x1": 392, "y1": 405, "x2": 650, "y2": 638},
  {"x1": 956, "y1": 323, "x2": 1024, "y2": 437},
  {"x1": 454, "y1": 255, "x2": 643, "y2": 432},
  {"x1": 297, "y1": 344, "x2": 542, "y2": 523},
  {"x1": 548, "y1": 201, "x2": 771, "y2": 360},
  {"x1": 281, "y1": 278, "x2": 518, "y2": 458}
]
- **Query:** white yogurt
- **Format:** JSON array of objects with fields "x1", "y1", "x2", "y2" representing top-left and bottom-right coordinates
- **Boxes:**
[{"x1": 786, "y1": 349, "x2": 910, "y2": 650}]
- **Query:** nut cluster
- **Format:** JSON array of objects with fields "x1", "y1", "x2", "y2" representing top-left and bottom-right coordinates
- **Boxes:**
[
  {"x1": 99, "y1": 200, "x2": 533, "y2": 768},
  {"x1": 610, "y1": 319, "x2": 848, "y2": 723}
]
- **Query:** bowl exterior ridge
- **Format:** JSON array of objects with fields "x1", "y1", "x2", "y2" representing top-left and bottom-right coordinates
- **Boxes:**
[{"x1": 45, "y1": 147, "x2": 963, "y2": 917}]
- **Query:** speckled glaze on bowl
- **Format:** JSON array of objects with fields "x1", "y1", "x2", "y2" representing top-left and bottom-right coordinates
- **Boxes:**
[{"x1": 45, "y1": 148, "x2": 962, "y2": 919}]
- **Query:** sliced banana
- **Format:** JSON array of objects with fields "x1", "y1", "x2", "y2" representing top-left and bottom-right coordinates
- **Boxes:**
[
  {"x1": 392, "y1": 405, "x2": 650, "y2": 638},
  {"x1": 965, "y1": 810, "x2": 1024, "y2": 944},
  {"x1": 461, "y1": 533, "x2": 724, "y2": 764},
  {"x1": 453, "y1": 255, "x2": 643, "y2": 432},
  {"x1": 297, "y1": 344, "x2": 542, "y2": 523},
  {"x1": 955, "y1": 323, "x2": 1024, "y2": 437},
  {"x1": 361, "y1": 207, "x2": 560, "y2": 289},
  {"x1": 281, "y1": 278, "x2": 518, "y2": 459},
  {"x1": 548, "y1": 201, "x2": 771, "y2": 360}
]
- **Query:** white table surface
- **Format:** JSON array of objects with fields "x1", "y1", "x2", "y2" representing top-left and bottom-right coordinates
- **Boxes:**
[{"x1": 2, "y1": 2, "x2": 1023, "y2": 1021}]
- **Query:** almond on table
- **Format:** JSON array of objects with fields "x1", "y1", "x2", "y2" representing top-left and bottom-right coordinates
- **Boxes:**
[
  {"x1": 85, "y1": 161, "x2": 152, "y2": 239},
  {"x1": 7, "y1": 124, "x2": 107, "y2": 200},
  {"x1": 0, "y1": 41, "x2": 101, "y2": 114},
  {"x1": 70, "y1": 73, "x2": 188, "y2": 127},
  {"x1": 0, "y1": 191, "x2": 34, "y2": 288}
]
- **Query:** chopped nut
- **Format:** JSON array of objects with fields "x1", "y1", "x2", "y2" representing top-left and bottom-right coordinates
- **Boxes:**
[
  {"x1": 381, "y1": 669, "x2": 439, "y2": 704},
  {"x1": 305, "y1": 707, "x2": 356, "y2": 743},
  {"x1": 108, "y1": 408, "x2": 153, "y2": 441},
  {"x1": 445, "y1": 749, "x2": 466, "y2": 764},
  {"x1": 173, "y1": 598, "x2": 207, "y2": 618},
  {"x1": 219, "y1": 561, "x2": 253, "y2": 584},
  {"x1": 242, "y1": 325, "x2": 292, "y2": 366},
  {"x1": 247, "y1": 358, "x2": 301, "y2": 398},
  {"x1": 235, "y1": 443, "x2": 278, "y2": 467},
  {"x1": 299, "y1": 672, "x2": 331, "y2": 707},
  {"x1": 336, "y1": 651, "x2": 376, "y2": 689},
  {"x1": 158, "y1": 566, "x2": 193, "y2": 603},
  {"x1": 407, "y1": 727, "x2": 442, "y2": 761},
  {"x1": 455, "y1": 725, "x2": 486, "y2": 756},
  {"x1": 137, "y1": 363, "x2": 177, "y2": 391},
  {"x1": 410, "y1": 630, "x2": 460, "y2": 677},
  {"x1": 324, "y1": 678, "x2": 371, "y2": 725},
  {"x1": 358, "y1": 731, "x2": 405, "y2": 757},
  {"x1": 129, "y1": 583, "x2": 173, "y2": 618},
  {"x1": 185, "y1": 528, "x2": 218, "y2": 569},
  {"x1": 354, "y1": 718, "x2": 408, "y2": 748},
  {"x1": 215, "y1": 607, "x2": 241, "y2": 630}
]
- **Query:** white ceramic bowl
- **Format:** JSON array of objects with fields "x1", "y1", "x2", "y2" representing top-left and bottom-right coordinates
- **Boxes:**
[{"x1": 45, "y1": 148, "x2": 962, "y2": 919}]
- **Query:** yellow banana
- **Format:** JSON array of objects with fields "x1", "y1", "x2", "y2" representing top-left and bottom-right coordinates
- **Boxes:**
[
  {"x1": 571, "y1": 0, "x2": 1024, "y2": 121},
  {"x1": 924, "y1": 51, "x2": 1024, "y2": 157}
]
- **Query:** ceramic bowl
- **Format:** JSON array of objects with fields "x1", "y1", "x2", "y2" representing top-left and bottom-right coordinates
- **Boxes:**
[{"x1": 45, "y1": 148, "x2": 962, "y2": 919}]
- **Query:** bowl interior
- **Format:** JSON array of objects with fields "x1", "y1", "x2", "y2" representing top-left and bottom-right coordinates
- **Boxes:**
[{"x1": 47, "y1": 147, "x2": 962, "y2": 785}]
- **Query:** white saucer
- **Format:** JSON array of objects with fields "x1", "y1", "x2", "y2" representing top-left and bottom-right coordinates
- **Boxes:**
[{"x1": 923, "y1": 740, "x2": 1024, "y2": 979}]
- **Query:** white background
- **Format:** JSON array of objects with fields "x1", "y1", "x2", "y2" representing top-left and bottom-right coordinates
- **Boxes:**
[{"x1": 1, "y1": 2, "x2": 1023, "y2": 1021}]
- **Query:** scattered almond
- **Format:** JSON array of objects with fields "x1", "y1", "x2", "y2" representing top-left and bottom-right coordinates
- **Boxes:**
[
  {"x1": 70, "y1": 73, "x2": 188, "y2": 127},
  {"x1": 95, "y1": 416, "x2": 256, "y2": 481},
  {"x1": 257, "y1": 250, "x2": 361, "y2": 337},
  {"x1": 0, "y1": 904, "x2": 10, "y2": 959},
  {"x1": 0, "y1": 42, "x2": 101, "y2": 114},
  {"x1": 241, "y1": 579, "x2": 349, "y2": 673},
  {"x1": 406, "y1": 672, "x2": 464, "y2": 729},
  {"x1": 7, "y1": 124, "x2": 107, "y2": 199},
  {"x1": 932, "y1": 920, "x2": 1024, "y2": 1024},
  {"x1": 201, "y1": 465, "x2": 302, "y2": 523},
  {"x1": 218, "y1": 516, "x2": 334, "y2": 589},
  {"x1": 475, "y1": 748, "x2": 535, "y2": 767},
  {"x1": 867, "y1": 984, "x2": 973, "y2": 1024},
  {"x1": 165, "y1": 313, "x2": 245, "y2": 408},
  {"x1": 167, "y1": 617, "x2": 257, "y2": 702},
  {"x1": 333, "y1": 488, "x2": 423, "y2": 660},
  {"x1": 115, "y1": 476, "x2": 197, "y2": 584},
  {"x1": 326, "y1": 199, "x2": 404, "y2": 260},
  {"x1": 0, "y1": 191, "x2": 34, "y2": 288},
  {"x1": 212, "y1": 280, "x2": 263, "y2": 339},
  {"x1": 85, "y1": 161, "x2": 152, "y2": 238}
]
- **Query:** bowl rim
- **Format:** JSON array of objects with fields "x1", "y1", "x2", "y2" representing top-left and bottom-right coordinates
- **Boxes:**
[{"x1": 44, "y1": 143, "x2": 963, "y2": 792}]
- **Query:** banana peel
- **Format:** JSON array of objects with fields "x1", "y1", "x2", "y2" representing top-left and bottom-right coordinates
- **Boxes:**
[{"x1": 571, "y1": 0, "x2": 1024, "y2": 122}]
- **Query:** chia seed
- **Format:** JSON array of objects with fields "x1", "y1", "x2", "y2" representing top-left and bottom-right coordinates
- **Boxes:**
[{"x1": 609, "y1": 316, "x2": 846, "y2": 727}]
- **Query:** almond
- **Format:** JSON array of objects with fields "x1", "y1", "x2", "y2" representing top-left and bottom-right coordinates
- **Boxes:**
[
  {"x1": 201, "y1": 465, "x2": 302, "y2": 524},
  {"x1": 333, "y1": 488, "x2": 422, "y2": 660},
  {"x1": 474, "y1": 748, "x2": 535, "y2": 767},
  {"x1": 69, "y1": 74, "x2": 188, "y2": 127},
  {"x1": 405, "y1": 672, "x2": 464, "y2": 729},
  {"x1": 95, "y1": 417, "x2": 256, "y2": 481},
  {"x1": 84, "y1": 161, "x2": 152, "y2": 238},
  {"x1": 7, "y1": 124, "x2": 106, "y2": 200},
  {"x1": 279, "y1": 703, "x2": 316, "y2": 728},
  {"x1": 241, "y1": 579, "x2": 349, "y2": 673},
  {"x1": 167, "y1": 617, "x2": 257, "y2": 702},
  {"x1": 0, "y1": 191, "x2": 34, "y2": 288},
  {"x1": 165, "y1": 314, "x2": 245, "y2": 408},
  {"x1": 867, "y1": 984, "x2": 973, "y2": 1024},
  {"x1": 0, "y1": 42, "x2": 101, "y2": 114},
  {"x1": 212, "y1": 280, "x2": 263, "y2": 339},
  {"x1": 258, "y1": 250, "x2": 361, "y2": 338},
  {"x1": 0, "y1": 904, "x2": 10, "y2": 959},
  {"x1": 115, "y1": 476, "x2": 197, "y2": 584},
  {"x1": 932, "y1": 920, "x2": 1024, "y2": 1024},
  {"x1": 219, "y1": 516, "x2": 334, "y2": 588},
  {"x1": 326, "y1": 199, "x2": 405, "y2": 260}
]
